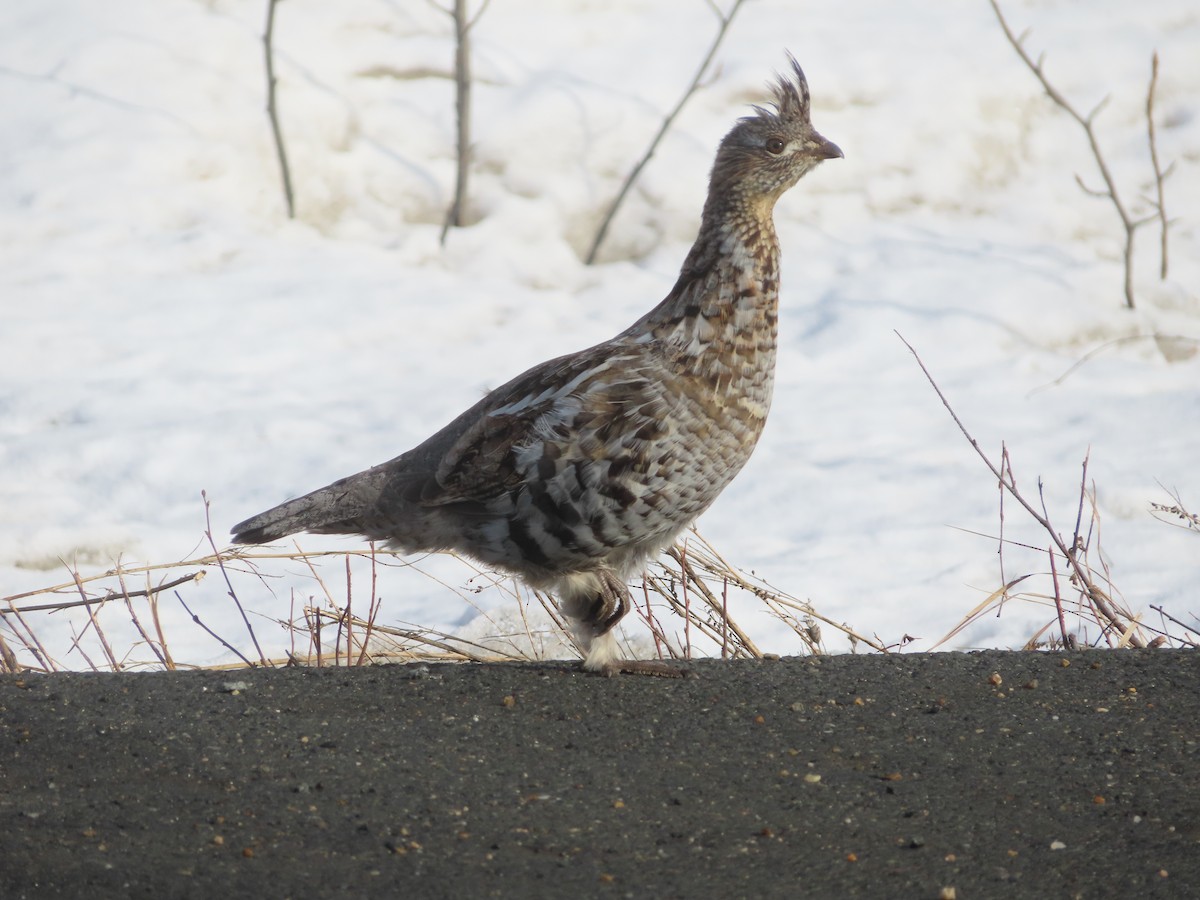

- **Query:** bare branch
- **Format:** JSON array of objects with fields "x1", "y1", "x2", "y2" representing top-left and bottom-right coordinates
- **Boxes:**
[
  {"x1": 1030, "y1": 333, "x2": 1199, "y2": 394},
  {"x1": 1071, "y1": 452, "x2": 1091, "y2": 555},
  {"x1": 664, "y1": 544, "x2": 761, "y2": 657},
  {"x1": 177, "y1": 591, "x2": 256, "y2": 668},
  {"x1": 70, "y1": 568, "x2": 120, "y2": 670},
  {"x1": 465, "y1": 0, "x2": 493, "y2": 32},
  {"x1": 585, "y1": 0, "x2": 747, "y2": 265},
  {"x1": 1047, "y1": 546, "x2": 1069, "y2": 647},
  {"x1": 440, "y1": 0, "x2": 477, "y2": 244},
  {"x1": 0, "y1": 632, "x2": 19, "y2": 673},
  {"x1": 2, "y1": 606, "x2": 56, "y2": 671},
  {"x1": 0, "y1": 572, "x2": 204, "y2": 616},
  {"x1": 1148, "y1": 605, "x2": 1199, "y2": 647},
  {"x1": 116, "y1": 568, "x2": 167, "y2": 667},
  {"x1": 1151, "y1": 483, "x2": 1200, "y2": 534},
  {"x1": 1146, "y1": 51, "x2": 1170, "y2": 279},
  {"x1": 263, "y1": 0, "x2": 295, "y2": 219},
  {"x1": 1084, "y1": 94, "x2": 1111, "y2": 124},
  {"x1": 202, "y1": 491, "x2": 268, "y2": 666},
  {"x1": 1073, "y1": 174, "x2": 1110, "y2": 198},
  {"x1": 989, "y1": 0, "x2": 1148, "y2": 309},
  {"x1": 897, "y1": 331, "x2": 1144, "y2": 646},
  {"x1": 997, "y1": 444, "x2": 1009, "y2": 607}
]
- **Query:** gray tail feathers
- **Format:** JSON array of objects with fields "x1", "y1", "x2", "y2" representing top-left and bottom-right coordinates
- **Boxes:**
[
  {"x1": 230, "y1": 471, "x2": 384, "y2": 545},
  {"x1": 230, "y1": 494, "x2": 333, "y2": 544}
]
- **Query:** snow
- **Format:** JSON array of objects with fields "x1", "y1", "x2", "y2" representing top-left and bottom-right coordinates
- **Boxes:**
[{"x1": 2, "y1": 0, "x2": 1197, "y2": 669}]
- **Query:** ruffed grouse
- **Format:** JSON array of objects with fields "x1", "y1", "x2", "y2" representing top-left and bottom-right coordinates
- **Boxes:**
[{"x1": 232, "y1": 57, "x2": 841, "y2": 674}]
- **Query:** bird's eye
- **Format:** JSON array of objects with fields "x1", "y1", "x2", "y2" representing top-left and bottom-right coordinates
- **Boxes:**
[{"x1": 765, "y1": 138, "x2": 786, "y2": 155}]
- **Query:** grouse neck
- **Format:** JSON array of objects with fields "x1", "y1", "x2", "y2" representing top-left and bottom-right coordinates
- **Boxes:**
[{"x1": 641, "y1": 194, "x2": 781, "y2": 321}]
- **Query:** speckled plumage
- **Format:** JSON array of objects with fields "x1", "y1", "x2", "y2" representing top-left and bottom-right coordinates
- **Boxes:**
[{"x1": 232, "y1": 58, "x2": 841, "y2": 674}]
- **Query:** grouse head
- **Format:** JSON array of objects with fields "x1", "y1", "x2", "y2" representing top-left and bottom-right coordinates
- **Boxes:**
[{"x1": 708, "y1": 55, "x2": 842, "y2": 210}]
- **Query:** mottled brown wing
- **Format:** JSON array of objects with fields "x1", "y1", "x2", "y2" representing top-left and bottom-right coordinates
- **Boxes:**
[
  {"x1": 422, "y1": 409, "x2": 532, "y2": 505},
  {"x1": 417, "y1": 350, "x2": 611, "y2": 508}
]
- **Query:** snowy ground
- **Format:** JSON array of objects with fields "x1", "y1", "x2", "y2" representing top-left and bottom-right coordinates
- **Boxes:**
[{"x1": 2, "y1": 0, "x2": 1197, "y2": 669}]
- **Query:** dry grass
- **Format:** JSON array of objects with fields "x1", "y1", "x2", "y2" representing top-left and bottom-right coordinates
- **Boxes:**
[
  {"x1": 932, "y1": 478, "x2": 1197, "y2": 652},
  {"x1": 0, "y1": 523, "x2": 885, "y2": 674},
  {"x1": 900, "y1": 334, "x2": 1197, "y2": 653},
  {"x1": 3, "y1": 493, "x2": 1192, "y2": 675},
  {"x1": 2, "y1": 450, "x2": 1194, "y2": 673}
]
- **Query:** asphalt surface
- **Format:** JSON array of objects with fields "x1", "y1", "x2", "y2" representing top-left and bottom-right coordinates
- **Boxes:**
[{"x1": 2, "y1": 650, "x2": 1197, "y2": 899}]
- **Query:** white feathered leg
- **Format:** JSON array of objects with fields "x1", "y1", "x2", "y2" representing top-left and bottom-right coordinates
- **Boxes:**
[{"x1": 559, "y1": 569, "x2": 684, "y2": 677}]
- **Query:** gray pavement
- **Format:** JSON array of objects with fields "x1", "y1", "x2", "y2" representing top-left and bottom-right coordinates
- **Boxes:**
[{"x1": 2, "y1": 650, "x2": 1197, "y2": 898}]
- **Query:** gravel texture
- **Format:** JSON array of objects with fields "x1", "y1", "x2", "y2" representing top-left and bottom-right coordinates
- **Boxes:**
[{"x1": 2, "y1": 650, "x2": 1197, "y2": 898}]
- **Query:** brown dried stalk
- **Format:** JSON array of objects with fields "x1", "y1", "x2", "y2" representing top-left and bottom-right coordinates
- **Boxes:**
[
  {"x1": 203, "y1": 490, "x2": 268, "y2": 665},
  {"x1": 899, "y1": 331, "x2": 1143, "y2": 647}
]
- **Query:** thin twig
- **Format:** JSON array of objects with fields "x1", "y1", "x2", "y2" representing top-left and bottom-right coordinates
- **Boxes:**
[
  {"x1": 0, "y1": 572, "x2": 204, "y2": 615},
  {"x1": 1030, "y1": 333, "x2": 1199, "y2": 394},
  {"x1": 1047, "y1": 546, "x2": 1069, "y2": 648},
  {"x1": 465, "y1": 0, "x2": 493, "y2": 30},
  {"x1": 355, "y1": 543, "x2": 381, "y2": 666},
  {"x1": 118, "y1": 566, "x2": 167, "y2": 668},
  {"x1": 307, "y1": 609, "x2": 517, "y2": 662},
  {"x1": 720, "y1": 576, "x2": 729, "y2": 660},
  {"x1": 1036, "y1": 478, "x2": 1071, "y2": 646},
  {"x1": 634, "y1": 577, "x2": 676, "y2": 662},
  {"x1": 897, "y1": 331, "x2": 1144, "y2": 647},
  {"x1": 1071, "y1": 452, "x2": 1091, "y2": 561},
  {"x1": 1145, "y1": 52, "x2": 1170, "y2": 279},
  {"x1": 309, "y1": 596, "x2": 322, "y2": 667},
  {"x1": 665, "y1": 545, "x2": 761, "y2": 657},
  {"x1": 0, "y1": 632, "x2": 20, "y2": 672},
  {"x1": 440, "y1": 0, "x2": 477, "y2": 243},
  {"x1": 146, "y1": 575, "x2": 175, "y2": 670},
  {"x1": 177, "y1": 591, "x2": 255, "y2": 667},
  {"x1": 585, "y1": 0, "x2": 746, "y2": 264},
  {"x1": 1148, "y1": 605, "x2": 1198, "y2": 647},
  {"x1": 638, "y1": 580, "x2": 667, "y2": 661},
  {"x1": 66, "y1": 620, "x2": 101, "y2": 672},
  {"x1": 679, "y1": 539, "x2": 692, "y2": 657},
  {"x1": 0, "y1": 546, "x2": 420, "y2": 608},
  {"x1": 289, "y1": 590, "x2": 298, "y2": 663},
  {"x1": 293, "y1": 539, "x2": 343, "y2": 662},
  {"x1": 989, "y1": 0, "x2": 1150, "y2": 309},
  {"x1": 1150, "y1": 489, "x2": 1200, "y2": 533},
  {"x1": 70, "y1": 568, "x2": 119, "y2": 670},
  {"x1": 264, "y1": 0, "x2": 295, "y2": 218},
  {"x1": 340, "y1": 555, "x2": 352, "y2": 665},
  {"x1": 931, "y1": 575, "x2": 1033, "y2": 651},
  {"x1": 682, "y1": 530, "x2": 886, "y2": 652},
  {"x1": 4, "y1": 607, "x2": 56, "y2": 671},
  {"x1": 642, "y1": 570, "x2": 733, "y2": 658},
  {"x1": 203, "y1": 491, "x2": 268, "y2": 665},
  {"x1": 997, "y1": 443, "x2": 1011, "y2": 609}
]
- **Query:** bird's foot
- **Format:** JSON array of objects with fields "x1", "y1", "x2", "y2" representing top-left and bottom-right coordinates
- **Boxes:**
[
  {"x1": 595, "y1": 658, "x2": 694, "y2": 678},
  {"x1": 580, "y1": 632, "x2": 694, "y2": 677}
]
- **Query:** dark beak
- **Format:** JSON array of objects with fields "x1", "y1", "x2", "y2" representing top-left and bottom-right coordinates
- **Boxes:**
[{"x1": 813, "y1": 134, "x2": 844, "y2": 160}]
